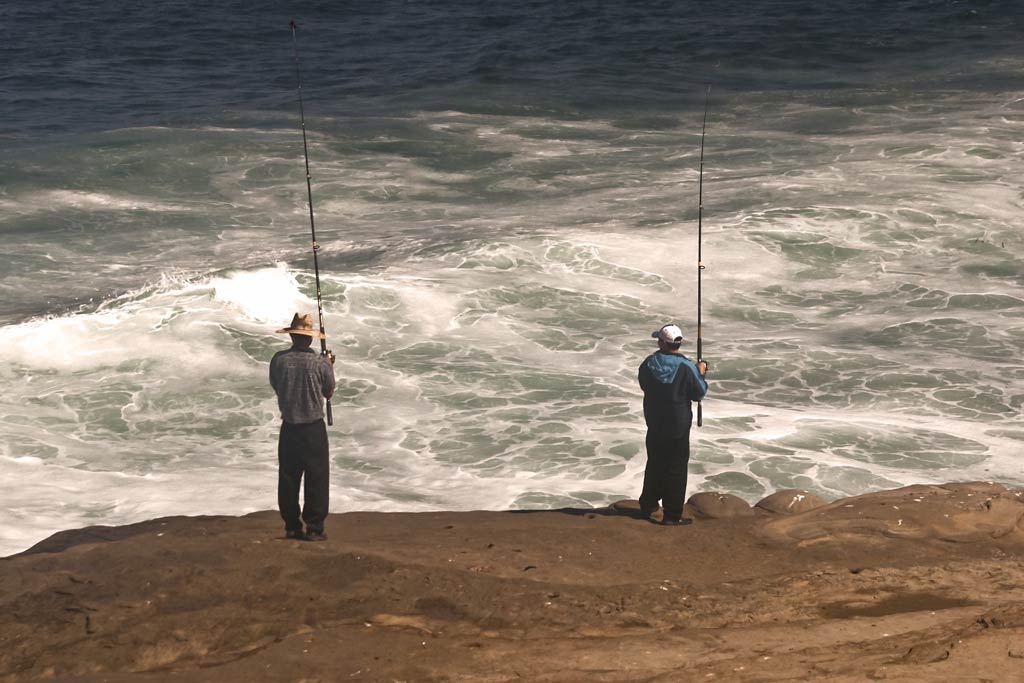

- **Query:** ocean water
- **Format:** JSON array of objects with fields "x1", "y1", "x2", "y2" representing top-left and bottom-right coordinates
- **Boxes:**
[{"x1": 2, "y1": 0, "x2": 1023, "y2": 556}]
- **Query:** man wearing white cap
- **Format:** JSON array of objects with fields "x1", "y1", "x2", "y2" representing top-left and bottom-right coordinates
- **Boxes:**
[
  {"x1": 638, "y1": 323, "x2": 708, "y2": 525},
  {"x1": 270, "y1": 313, "x2": 336, "y2": 541}
]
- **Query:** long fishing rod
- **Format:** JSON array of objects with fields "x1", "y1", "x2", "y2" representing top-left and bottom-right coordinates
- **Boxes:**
[
  {"x1": 290, "y1": 19, "x2": 333, "y2": 427},
  {"x1": 696, "y1": 85, "x2": 710, "y2": 428}
]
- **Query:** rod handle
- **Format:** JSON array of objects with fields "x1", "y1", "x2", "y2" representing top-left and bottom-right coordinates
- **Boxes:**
[
  {"x1": 696, "y1": 357, "x2": 706, "y2": 428},
  {"x1": 326, "y1": 399, "x2": 333, "y2": 427}
]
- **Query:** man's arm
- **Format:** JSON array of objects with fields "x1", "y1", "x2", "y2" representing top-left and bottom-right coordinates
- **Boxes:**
[
  {"x1": 638, "y1": 359, "x2": 651, "y2": 393},
  {"x1": 686, "y1": 359, "x2": 708, "y2": 401}
]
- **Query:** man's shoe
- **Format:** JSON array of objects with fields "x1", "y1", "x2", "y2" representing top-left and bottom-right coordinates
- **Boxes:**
[
  {"x1": 661, "y1": 517, "x2": 693, "y2": 526},
  {"x1": 285, "y1": 529, "x2": 307, "y2": 540},
  {"x1": 305, "y1": 531, "x2": 328, "y2": 542},
  {"x1": 638, "y1": 506, "x2": 658, "y2": 520}
]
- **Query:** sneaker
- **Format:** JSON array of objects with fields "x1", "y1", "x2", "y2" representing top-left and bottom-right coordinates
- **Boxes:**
[
  {"x1": 305, "y1": 531, "x2": 328, "y2": 542},
  {"x1": 285, "y1": 529, "x2": 307, "y2": 540},
  {"x1": 661, "y1": 517, "x2": 693, "y2": 526}
]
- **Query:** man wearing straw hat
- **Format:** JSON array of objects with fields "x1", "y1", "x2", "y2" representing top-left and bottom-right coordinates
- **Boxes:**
[{"x1": 270, "y1": 313, "x2": 336, "y2": 541}]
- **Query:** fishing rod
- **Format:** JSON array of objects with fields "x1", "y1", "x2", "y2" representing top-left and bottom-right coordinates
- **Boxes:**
[
  {"x1": 696, "y1": 85, "x2": 710, "y2": 428},
  {"x1": 289, "y1": 19, "x2": 333, "y2": 427}
]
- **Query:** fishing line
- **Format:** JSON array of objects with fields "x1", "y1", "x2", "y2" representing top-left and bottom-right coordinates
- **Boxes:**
[
  {"x1": 696, "y1": 85, "x2": 710, "y2": 428},
  {"x1": 289, "y1": 19, "x2": 333, "y2": 426}
]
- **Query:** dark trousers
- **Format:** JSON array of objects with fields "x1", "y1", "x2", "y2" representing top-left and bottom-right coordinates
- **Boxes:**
[
  {"x1": 278, "y1": 419, "x2": 330, "y2": 534},
  {"x1": 639, "y1": 432, "x2": 690, "y2": 521}
]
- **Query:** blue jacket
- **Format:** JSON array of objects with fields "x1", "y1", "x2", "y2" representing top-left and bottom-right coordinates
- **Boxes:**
[{"x1": 638, "y1": 351, "x2": 708, "y2": 436}]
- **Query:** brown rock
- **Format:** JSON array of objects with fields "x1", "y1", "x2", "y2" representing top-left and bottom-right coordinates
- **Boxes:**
[
  {"x1": 687, "y1": 491, "x2": 754, "y2": 518},
  {"x1": 756, "y1": 489, "x2": 827, "y2": 515},
  {"x1": 761, "y1": 482, "x2": 1024, "y2": 544},
  {"x1": 609, "y1": 499, "x2": 641, "y2": 513}
]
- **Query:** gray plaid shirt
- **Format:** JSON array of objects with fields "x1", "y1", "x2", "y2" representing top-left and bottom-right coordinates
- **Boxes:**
[{"x1": 269, "y1": 347, "x2": 336, "y2": 425}]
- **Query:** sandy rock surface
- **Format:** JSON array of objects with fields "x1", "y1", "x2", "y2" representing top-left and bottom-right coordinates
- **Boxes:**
[
  {"x1": 687, "y1": 491, "x2": 753, "y2": 518},
  {"x1": 3, "y1": 482, "x2": 1024, "y2": 682},
  {"x1": 762, "y1": 482, "x2": 1024, "y2": 543},
  {"x1": 755, "y1": 488, "x2": 827, "y2": 515}
]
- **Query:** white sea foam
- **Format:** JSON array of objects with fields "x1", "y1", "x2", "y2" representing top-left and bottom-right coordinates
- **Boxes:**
[
  {"x1": 211, "y1": 264, "x2": 312, "y2": 323},
  {"x1": 0, "y1": 189, "x2": 187, "y2": 216},
  {"x1": 0, "y1": 300, "x2": 245, "y2": 377}
]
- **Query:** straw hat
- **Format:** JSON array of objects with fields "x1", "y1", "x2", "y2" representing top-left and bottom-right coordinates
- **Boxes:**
[{"x1": 277, "y1": 312, "x2": 325, "y2": 339}]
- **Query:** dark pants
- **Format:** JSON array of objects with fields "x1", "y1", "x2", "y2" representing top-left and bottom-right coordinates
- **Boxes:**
[
  {"x1": 639, "y1": 432, "x2": 690, "y2": 521},
  {"x1": 278, "y1": 419, "x2": 330, "y2": 534}
]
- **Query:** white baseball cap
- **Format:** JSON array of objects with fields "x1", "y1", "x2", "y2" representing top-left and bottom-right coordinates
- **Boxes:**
[{"x1": 652, "y1": 324, "x2": 684, "y2": 344}]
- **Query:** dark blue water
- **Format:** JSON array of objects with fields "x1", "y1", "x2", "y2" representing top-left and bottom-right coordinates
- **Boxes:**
[{"x1": 4, "y1": 0, "x2": 1022, "y2": 136}]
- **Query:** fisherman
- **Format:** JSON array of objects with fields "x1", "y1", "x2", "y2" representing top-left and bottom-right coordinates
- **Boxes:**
[
  {"x1": 270, "y1": 313, "x2": 336, "y2": 541},
  {"x1": 638, "y1": 324, "x2": 708, "y2": 525}
]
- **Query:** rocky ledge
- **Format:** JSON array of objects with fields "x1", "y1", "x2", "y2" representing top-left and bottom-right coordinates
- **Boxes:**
[{"x1": 2, "y1": 481, "x2": 1024, "y2": 682}]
